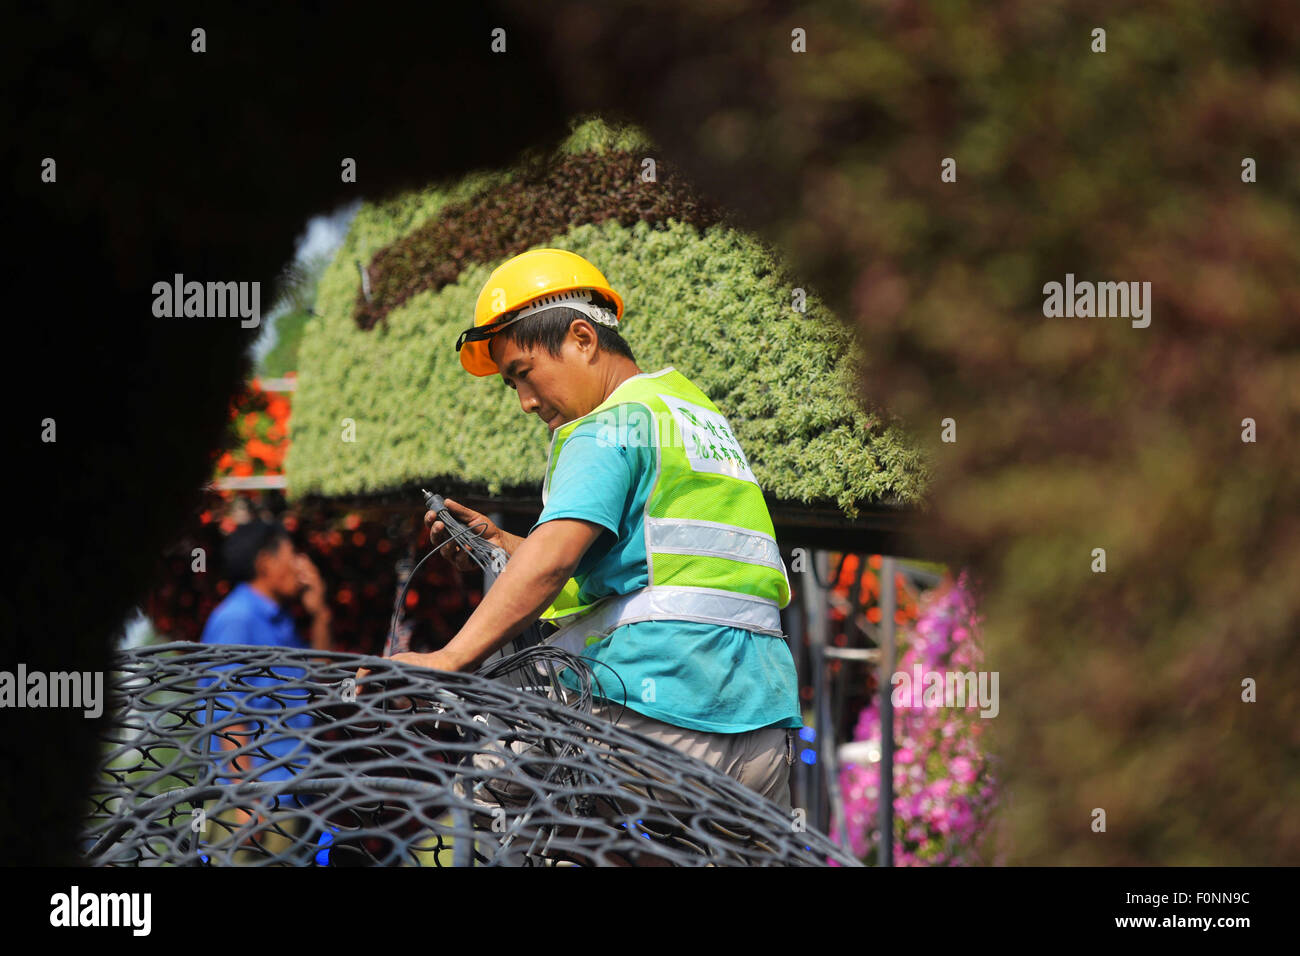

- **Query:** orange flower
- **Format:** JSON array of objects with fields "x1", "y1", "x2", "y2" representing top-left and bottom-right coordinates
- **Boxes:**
[
  {"x1": 837, "y1": 554, "x2": 859, "y2": 587},
  {"x1": 232, "y1": 460, "x2": 254, "y2": 477}
]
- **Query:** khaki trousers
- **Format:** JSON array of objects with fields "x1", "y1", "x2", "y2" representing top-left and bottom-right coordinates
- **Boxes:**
[
  {"x1": 454, "y1": 686, "x2": 795, "y2": 819},
  {"x1": 588, "y1": 698, "x2": 795, "y2": 811}
]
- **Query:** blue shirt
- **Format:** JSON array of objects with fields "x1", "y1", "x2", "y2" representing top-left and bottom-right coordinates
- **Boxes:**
[
  {"x1": 198, "y1": 582, "x2": 314, "y2": 785},
  {"x1": 531, "y1": 412, "x2": 803, "y2": 734}
]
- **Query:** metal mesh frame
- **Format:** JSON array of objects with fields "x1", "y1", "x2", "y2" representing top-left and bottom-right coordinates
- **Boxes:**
[{"x1": 83, "y1": 643, "x2": 860, "y2": 867}]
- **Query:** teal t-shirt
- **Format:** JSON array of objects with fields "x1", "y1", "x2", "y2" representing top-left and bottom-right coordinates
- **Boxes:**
[{"x1": 529, "y1": 413, "x2": 802, "y2": 734}]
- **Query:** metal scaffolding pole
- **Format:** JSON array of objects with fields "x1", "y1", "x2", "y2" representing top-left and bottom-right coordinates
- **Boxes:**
[
  {"x1": 878, "y1": 556, "x2": 896, "y2": 867},
  {"x1": 814, "y1": 550, "x2": 847, "y2": 842},
  {"x1": 784, "y1": 568, "x2": 809, "y2": 810},
  {"x1": 802, "y1": 550, "x2": 828, "y2": 831}
]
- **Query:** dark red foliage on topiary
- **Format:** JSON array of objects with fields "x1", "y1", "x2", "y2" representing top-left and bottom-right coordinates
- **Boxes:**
[{"x1": 353, "y1": 150, "x2": 727, "y2": 331}]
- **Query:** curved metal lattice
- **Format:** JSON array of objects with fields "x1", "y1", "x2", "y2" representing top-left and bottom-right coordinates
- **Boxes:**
[{"x1": 84, "y1": 643, "x2": 860, "y2": 867}]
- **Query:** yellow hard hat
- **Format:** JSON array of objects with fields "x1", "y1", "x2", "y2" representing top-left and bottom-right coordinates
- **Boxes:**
[{"x1": 457, "y1": 248, "x2": 624, "y2": 376}]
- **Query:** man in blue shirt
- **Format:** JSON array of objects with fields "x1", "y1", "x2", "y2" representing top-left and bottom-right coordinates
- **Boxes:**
[{"x1": 198, "y1": 518, "x2": 332, "y2": 858}]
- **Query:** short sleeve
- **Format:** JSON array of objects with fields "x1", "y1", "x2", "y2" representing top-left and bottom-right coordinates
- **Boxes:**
[
  {"x1": 200, "y1": 610, "x2": 249, "y2": 646},
  {"x1": 531, "y1": 423, "x2": 633, "y2": 544}
]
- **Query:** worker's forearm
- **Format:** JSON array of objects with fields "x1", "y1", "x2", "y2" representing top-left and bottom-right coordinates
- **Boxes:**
[
  {"x1": 498, "y1": 530, "x2": 525, "y2": 556},
  {"x1": 442, "y1": 535, "x2": 572, "y2": 672}
]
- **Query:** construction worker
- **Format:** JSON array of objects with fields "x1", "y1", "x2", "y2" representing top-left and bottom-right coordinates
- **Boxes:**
[{"x1": 373, "y1": 248, "x2": 800, "y2": 809}]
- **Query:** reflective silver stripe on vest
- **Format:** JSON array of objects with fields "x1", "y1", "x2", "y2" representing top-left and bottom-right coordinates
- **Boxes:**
[
  {"x1": 645, "y1": 517, "x2": 785, "y2": 573},
  {"x1": 542, "y1": 585, "x2": 785, "y2": 656}
]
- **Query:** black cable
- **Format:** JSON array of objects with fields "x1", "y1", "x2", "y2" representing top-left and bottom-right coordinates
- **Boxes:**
[
  {"x1": 389, "y1": 490, "x2": 629, "y2": 720},
  {"x1": 804, "y1": 547, "x2": 845, "y2": 591},
  {"x1": 478, "y1": 644, "x2": 629, "y2": 725},
  {"x1": 386, "y1": 519, "x2": 489, "y2": 657}
]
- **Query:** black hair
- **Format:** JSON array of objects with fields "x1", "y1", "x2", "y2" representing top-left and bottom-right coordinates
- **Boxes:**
[
  {"x1": 222, "y1": 519, "x2": 291, "y2": 583},
  {"x1": 495, "y1": 293, "x2": 635, "y2": 364}
]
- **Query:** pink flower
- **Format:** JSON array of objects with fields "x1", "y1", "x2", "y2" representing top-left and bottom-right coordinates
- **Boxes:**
[
  {"x1": 951, "y1": 756, "x2": 976, "y2": 784},
  {"x1": 835, "y1": 569, "x2": 996, "y2": 865}
]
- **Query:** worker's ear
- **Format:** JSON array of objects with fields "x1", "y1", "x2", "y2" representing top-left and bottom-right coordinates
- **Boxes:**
[{"x1": 572, "y1": 318, "x2": 599, "y2": 355}]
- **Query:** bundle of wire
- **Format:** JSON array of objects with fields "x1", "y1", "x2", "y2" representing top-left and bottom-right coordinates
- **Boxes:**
[
  {"x1": 386, "y1": 490, "x2": 505, "y2": 657},
  {"x1": 478, "y1": 643, "x2": 628, "y2": 724},
  {"x1": 387, "y1": 490, "x2": 628, "y2": 721}
]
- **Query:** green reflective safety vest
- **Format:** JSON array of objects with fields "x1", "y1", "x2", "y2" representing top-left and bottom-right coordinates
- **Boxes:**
[{"x1": 537, "y1": 367, "x2": 791, "y2": 655}]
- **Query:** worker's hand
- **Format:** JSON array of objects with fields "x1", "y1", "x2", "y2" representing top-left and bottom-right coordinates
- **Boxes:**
[
  {"x1": 354, "y1": 649, "x2": 463, "y2": 697},
  {"x1": 425, "y1": 498, "x2": 505, "y2": 571}
]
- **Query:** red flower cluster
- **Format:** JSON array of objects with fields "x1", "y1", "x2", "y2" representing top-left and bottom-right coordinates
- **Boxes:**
[
  {"x1": 210, "y1": 375, "x2": 294, "y2": 495},
  {"x1": 829, "y1": 554, "x2": 921, "y2": 632}
]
